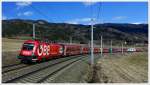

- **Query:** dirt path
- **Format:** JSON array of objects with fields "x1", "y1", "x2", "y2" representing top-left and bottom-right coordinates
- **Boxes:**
[{"x1": 92, "y1": 52, "x2": 148, "y2": 83}]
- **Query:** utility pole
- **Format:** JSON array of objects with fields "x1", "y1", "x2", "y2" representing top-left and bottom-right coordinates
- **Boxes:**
[
  {"x1": 111, "y1": 40, "x2": 112, "y2": 49},
  {"x1": 33, "y1": 24, "x2": 35, "y2": 39},
  {"x1": 110, "y1": 40, "x2": 112, "y2": 53},
  {"x1": 100, "y1": 35, "x2": 103, "y2": 56},
  {"x1": 91, "y1": 18, "x2": 94, "y2": 65},
  {"x1": 122, "y1": 42, "x2": 124, "y2": 54},
  {"x1": 69, "y1": 36, "x2": 72, "y2": 44}
]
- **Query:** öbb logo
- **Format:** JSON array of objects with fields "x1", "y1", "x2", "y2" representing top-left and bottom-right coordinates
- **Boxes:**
[{"x1": 37, "y1": 44, "x2": 50, "y2": 56}]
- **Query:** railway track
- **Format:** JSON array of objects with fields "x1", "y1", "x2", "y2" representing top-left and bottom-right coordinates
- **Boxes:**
[
  {"x1": 2, "y1": 55, "x2": 86, "y2": 83},
  {"x1": 108, "y1": 55, "x2": 137, "y2": 82},
  {"x1": 14, "y1": 56, "x2": 85, "y2": 83},
  {"x1": 43, "y1": 54, "x2": 100, "y2": 83},
  {"x1": 2, "y1": 63, "x2": 22, "y2": 68},
  {"x1": 2, "y1": 64, "x2": 30, "y2": 73},
  {"x1": 112, "y1": 54, "x2": 146, "y2": 82}
]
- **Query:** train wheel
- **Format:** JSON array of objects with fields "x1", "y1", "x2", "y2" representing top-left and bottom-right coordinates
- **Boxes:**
[
  {"x1": 21, "y1": 60, "x2": 29, "y2": 64},
  {"x1": 42, "y1": 58, "x2": 46, "y2": 62},
  {"x1": 35, "y1": 60, "x2": 40, "y2": 63}
]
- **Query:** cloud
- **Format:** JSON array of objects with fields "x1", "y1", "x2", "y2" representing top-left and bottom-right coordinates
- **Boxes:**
[
  {"x1": 66, "y1": 21, "x2": 78, "y2": 24},
  {"x1": 77, "y1": 18, "x2": 91, "y2": 22},
  {"x1": 82, "y1": 1, "x2": 97, "y2": 6},
  {"x1": 77, "y1": 18, "x2": 95, "y2": 22},
  {"x1": 112, "y1": 16, "x2": 127, "y2": 20},
  {"x1": 83, "y1": 2, "x2": 96, "y2": 6},
  {"x1": 16, "y1": 2, "x2": 32, "y2": 7},
  {"x1": 17, "y1": 11, "x2": 33, "y2": 16},
  {"x1": 132, "y1": 22, "x2": 142, "y2": 24},
  {"x1": 66, "y1": 18, "x2": 94, "y2": 25},
  {"x1": 2, "y1": 16, "x2": 7, "y2": 20},
  {"x1": 23, "y1": 11, "x2": 33, "y2": 16},
  {"x1": 16, "y1": 2, "x2": 32, "y2": 9}
]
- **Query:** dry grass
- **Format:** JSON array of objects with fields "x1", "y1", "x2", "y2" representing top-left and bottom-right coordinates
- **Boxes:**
[
  {"x1": 127, "y1": 52, "x2": 148, "y2": 67},
  {"x1": 95, "y1": 52, "x2": 148, "y2": 83},
  {"x1": 2, "y1": 38, "x2": 25, "y2": 66},
  {"x1": 2, "y1": 38, "x2": 25, "y2": 52}
]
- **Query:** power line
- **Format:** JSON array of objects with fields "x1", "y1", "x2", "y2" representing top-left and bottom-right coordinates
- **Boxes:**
[
  {"x1": 90, "y1": 1, "x2": 94, "y2": 19},
  {"x1": 96, "y1": 2, "x2": 102, "y2": 23},
  {"x1": 29, "y1": 5, "x2": 53, "y2": 22},
  {"x1": 28, "y1": 5, "x2": 53, "y2": 40},
  {"x1": 29, "y1": 4, "x2": 67, "y2": 40},
  {"x1": 29, "y1": 4, "x2": 64, "y2": 24}
]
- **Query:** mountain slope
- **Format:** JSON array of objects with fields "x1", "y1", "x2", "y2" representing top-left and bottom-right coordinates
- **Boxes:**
[{"x1": 2, "y1": 19, "x2": 148, "y2": 45}]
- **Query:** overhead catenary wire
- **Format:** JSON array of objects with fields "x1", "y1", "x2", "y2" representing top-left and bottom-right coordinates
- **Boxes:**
[
  {"x1": 29, "y1": 4, "x2": 68, "y2": 42},
  {"x1": 29, "y1": 5, "x2": 53, "y2": 22},
  {"x1": 28, "y1": 4, "x2": 55, "y2": 40},
  {"x1": 96, "y1": 2, "x2": 102, "y2": 23},
  {"x1": 95, "y1": 2, "x2": 103, "y2": 56}
]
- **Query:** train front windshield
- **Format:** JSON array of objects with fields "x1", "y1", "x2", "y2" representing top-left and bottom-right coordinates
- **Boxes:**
[{"x1": 22, "y1": 43, "x2": 34, "y2": 51}]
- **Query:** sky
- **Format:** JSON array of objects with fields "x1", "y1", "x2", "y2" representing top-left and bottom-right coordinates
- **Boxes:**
[{"x1": 2, "y1": 2, "x2": 148, "y2": 25}]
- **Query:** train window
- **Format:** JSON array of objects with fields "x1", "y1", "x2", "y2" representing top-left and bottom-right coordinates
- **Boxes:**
[{"x1": 23, "y1": 43, "x2": 34, "y2": 51}]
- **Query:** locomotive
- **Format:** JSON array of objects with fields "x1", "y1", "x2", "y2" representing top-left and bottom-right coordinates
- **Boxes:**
[
  {"x1": 17, "y1": 39, "x2": 89, "y2": 62},
  {"x1": 17, "y1": 39, "x2": 140, "y2": 63}
]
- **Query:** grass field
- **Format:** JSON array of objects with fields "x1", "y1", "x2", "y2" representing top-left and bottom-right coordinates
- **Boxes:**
[
  {"x1": 93, "y1": 52, "x2": 148, "y2": 83},
  {"x1": 2, "y1": 38, "x2": 25, "y2": 52},
  {"x1": 2, "y1": 38, "x2": 26, "y2": 66}
]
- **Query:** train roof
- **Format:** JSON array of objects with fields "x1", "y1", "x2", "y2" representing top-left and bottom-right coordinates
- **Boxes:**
[
  {"x1": 24, "y1": 39, "x2": 40, "y2": 44},
  {"x1": 23, "y1": 39, "x2": 100, "y2": 47}
]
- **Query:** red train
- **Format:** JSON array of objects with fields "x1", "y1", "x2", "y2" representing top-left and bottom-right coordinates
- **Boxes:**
[{"x1": 17, "y1": 39, "x2": 142, "y2": 63}]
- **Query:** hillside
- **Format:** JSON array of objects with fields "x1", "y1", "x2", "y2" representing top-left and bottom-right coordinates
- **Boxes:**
[{"x1": 2, "y1": 19, "x2": 148, "y2": 45}]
